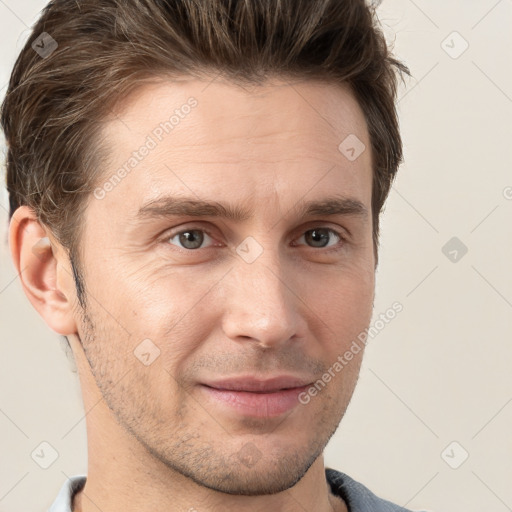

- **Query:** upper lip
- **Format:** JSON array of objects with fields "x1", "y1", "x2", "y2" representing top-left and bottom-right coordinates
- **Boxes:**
[{"x1": 201, "y1": 376, "x2": 312, "y2": 393}]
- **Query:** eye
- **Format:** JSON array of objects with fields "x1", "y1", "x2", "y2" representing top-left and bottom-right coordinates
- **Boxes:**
[
  {"x1": 295, "y1": 228, "x2": 343, "y2": 249},
  {"x1": 167, "y1": 229, "x2": 215, "y2": 250}
]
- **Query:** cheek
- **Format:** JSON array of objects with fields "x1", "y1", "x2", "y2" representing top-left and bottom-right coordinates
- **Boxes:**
[
  {"x1": 306, "y1": 269, "x2": 374, "y2": 372},
  {"x1": 100, "y1": 265, "x2": 223, "y2": 369},
  {"x1": 312, "y1": 266, "x2": 374, "y2": 323},
  {"x1": 87, "y1": 253, "x2": 209, "y2": 321}
]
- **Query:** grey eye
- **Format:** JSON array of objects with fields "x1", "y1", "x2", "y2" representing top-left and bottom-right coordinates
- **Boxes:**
[
  {"x1": 299, "y1": 228, "x2": 340, "y2": 248},
  {"x1": 168, "y1": 230, "x2": 212, "y2": 250}
]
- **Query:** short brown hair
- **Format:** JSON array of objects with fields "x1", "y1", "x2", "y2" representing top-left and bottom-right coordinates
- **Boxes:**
[{"x1": 2, "y1": 0, "x2": 408, "y2": 284}]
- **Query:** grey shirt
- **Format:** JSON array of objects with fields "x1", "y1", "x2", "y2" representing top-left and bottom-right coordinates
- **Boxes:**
[{"x1": 48, "y1": 469, "x2": 417, "y2": 511}]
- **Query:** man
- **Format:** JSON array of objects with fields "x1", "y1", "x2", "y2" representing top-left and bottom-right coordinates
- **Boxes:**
[{"x1": 2, "y1": 0, "x2": 418, "y2": 510}]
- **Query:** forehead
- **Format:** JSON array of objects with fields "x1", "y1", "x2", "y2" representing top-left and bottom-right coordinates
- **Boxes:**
[
  {"x1": 105, "y1": 76, "x2": 369, "y2": 153},
  {"x1": 92, "y1": 77, "x2": 372, "y2": 222}
]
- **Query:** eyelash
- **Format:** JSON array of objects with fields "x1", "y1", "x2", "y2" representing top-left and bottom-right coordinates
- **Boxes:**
[{"x1": 162, "y1": 225, "x2": 347, "y2": 253}]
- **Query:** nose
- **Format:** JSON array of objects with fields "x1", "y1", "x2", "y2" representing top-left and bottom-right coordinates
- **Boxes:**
[{"x1": 221, "y1": 254, "x2": 306, "y2": 349}]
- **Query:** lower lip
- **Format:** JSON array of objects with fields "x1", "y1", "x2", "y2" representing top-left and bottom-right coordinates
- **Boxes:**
[{"x1": 200, "y1": 385, "x2": 309, "y2": 418}]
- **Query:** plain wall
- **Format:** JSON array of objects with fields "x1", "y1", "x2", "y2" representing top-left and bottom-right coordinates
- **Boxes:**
[{"x1": 1, "y1": 1, "x2": 511, "y2": 511}]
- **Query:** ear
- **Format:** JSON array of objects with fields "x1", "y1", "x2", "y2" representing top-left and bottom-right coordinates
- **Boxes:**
[{"x1": 9, "y1": 206, "x2": 78, "y2": 335}]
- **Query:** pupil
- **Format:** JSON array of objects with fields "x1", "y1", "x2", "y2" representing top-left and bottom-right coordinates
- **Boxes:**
[{"x1": 180, "y1": 230, "x2": 203, "y2": 249}]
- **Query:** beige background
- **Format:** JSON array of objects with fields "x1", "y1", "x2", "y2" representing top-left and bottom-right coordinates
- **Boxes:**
[{"x1": 1, "y1": 1, "x2": 511, "y2": 511}]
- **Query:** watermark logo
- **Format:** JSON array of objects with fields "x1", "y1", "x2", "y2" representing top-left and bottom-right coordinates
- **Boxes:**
[
  {"x1": 442, "y1": 237, "x2": 468, "y2": 263},
  {"x1": 338, "y1": 134, "x2": 366, "y2": 162},
  {"x1": 237, "y1": 442, "x2": 262, "y2": 468},
  {"x1": 236, "y1": 236, "x2": 264, "y2": 264},
  {"x1": 441, "y1": 31, "x2": 469, "y2": 60},
  {"x1": 32, "y1": 32, "x2": 58, "y2": 58},
  {"x1": 441, "y1": 441, "x2": 469, "y2": 469},
  {"x1": 134, "y1": 338, "x2": 161, "y2": 366},
  {"x1": 31, "y1": 441, "x2": 59, "y2": 469}
]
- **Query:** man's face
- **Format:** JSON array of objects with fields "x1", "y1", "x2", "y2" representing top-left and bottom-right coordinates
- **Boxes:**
[{"x1": 74, "y1": 77, "x2": 375, "y2": 494}]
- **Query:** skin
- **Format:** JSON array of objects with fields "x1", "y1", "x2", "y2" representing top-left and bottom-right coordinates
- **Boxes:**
[{"x1": 10, "y1": 77, "x2": 376, "y2": 512}]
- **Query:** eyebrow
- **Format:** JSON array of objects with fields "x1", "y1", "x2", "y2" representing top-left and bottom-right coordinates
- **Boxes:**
[{"x1": 136, "y1": 195, "x2": 368, "y2": 222}]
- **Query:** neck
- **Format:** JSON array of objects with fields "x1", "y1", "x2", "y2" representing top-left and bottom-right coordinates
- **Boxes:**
[
  {"x1": 71, "y1": 344, "x2": 347, "y2": 512},
  {"x1": 73, "y1": 421, "x2": 346, "y2": 512}
]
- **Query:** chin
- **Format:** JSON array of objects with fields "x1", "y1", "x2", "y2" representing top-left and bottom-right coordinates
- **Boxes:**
[{"x1": 187, "y1": 456, "x2": 318, "y2": 496}]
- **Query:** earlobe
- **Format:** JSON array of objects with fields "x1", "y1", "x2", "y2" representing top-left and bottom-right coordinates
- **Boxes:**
[{"x1": 9, "y1": 206, "x2": 78, "y2": 336}]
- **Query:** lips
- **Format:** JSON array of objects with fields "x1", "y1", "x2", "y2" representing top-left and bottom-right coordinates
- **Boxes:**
[
  {"x1": 202, "y1": 376, "x2": 311, "y2": 392},
  {"x1": 199, "y1": 376, "x2": 312, "y2": 418}
]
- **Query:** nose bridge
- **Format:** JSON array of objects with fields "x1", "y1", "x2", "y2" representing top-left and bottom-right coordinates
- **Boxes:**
[{"x1": 222, "y1": 242, "x2": 303, "y2": 347}]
